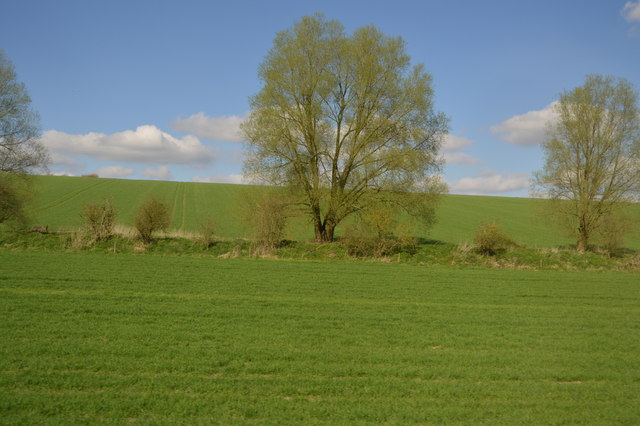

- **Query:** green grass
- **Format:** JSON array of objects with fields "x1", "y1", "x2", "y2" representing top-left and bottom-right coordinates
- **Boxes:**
[
  {"x1": 26, "y1": 175, "x2": 640, "y2": 249},
  {"x1": 1, "y1": 250, "x2": 639, "y2": 424},
  {"x1": 28, "y1": 176, "x2": 263, "y2": 238},
  {"x1": 3, "y1": 231, "x2": 640, "y2": 271}
]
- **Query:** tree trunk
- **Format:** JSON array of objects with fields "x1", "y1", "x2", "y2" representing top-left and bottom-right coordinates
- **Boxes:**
[
  {"x1": 314, "y1": 219, "x2": 336, "y2": 242},
  {"x1": 576, "y1": 225, "x2": 589, "y2": 252}
]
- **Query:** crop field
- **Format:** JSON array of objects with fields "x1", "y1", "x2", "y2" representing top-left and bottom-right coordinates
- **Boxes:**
[
  {"x1": 28, "y1": 175, "x2": 640, "y2": 249},
  {"x1": 1, "y1": 250, "x2": 639, "y2": 424}
]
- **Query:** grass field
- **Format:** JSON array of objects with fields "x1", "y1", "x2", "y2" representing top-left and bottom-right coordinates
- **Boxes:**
[
  {"x1": 27, "y1": 175, "x2": 640, "y2": 249},
  {"x1": 1, "y1": 250, "x2": 639, "y2": 423}
]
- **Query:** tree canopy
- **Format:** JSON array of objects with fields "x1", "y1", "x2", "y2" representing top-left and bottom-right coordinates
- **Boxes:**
[
  {"x1": 0, "y1": 49, "x2": 48, "y2": 175},
  {"x1": 242, "y1": 14, "x2": 448, "y2": 242},
  {"x1": 0, "y1": 50, "x2": 48, "y2": 225},
  {"x1": 533, "y1": 74, "x2": 640, "y2": 252}
]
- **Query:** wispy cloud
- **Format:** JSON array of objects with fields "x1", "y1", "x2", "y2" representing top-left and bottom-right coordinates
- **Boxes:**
[
  {"x1": 491, "y1": 102, "x2": 557, "y2": 146},
  {"x1": 50, "y1": 153, "x2": 85, "y2": 171},
  {"x1": 443, "y1": 152, "x2": 481, "y2": 165},
  {"x1": 623, "y1": 1, "x2": 640, "y2": 22},
  {"x1": 192, "y1": 174, "x2": 245, "y2": 184},
  {"x1": 172, "y1": 113, "x2": 246, "y2": 142},
  {"x1": 143, "y1": 165, "x2": 172, "y2": 180},
  {"x1": 42, "y1": 125, "x2": 216, "y2": 165},
  {"x1": 448, "y1": 170, "x2": 530, "y2": 195},
  {"x1": 442, "y1": 134, "x2": 474, "y2": 152},
  {"x1": 442, "y1": 134, "x2": 480, "y2": 165},
  {"x1": 94, "y1": 165, "x2": 135, "y2": 178}
]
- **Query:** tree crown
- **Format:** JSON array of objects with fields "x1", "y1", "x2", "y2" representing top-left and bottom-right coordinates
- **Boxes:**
[
  {"x1": 0, "y1": 50, "x2": 48, "y2": 175},
  {"x1": 242, "y1": 14, "x2": 448, "y2": 241}
]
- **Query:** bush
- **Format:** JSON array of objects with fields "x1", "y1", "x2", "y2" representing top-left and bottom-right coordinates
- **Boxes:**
[
  {"x1": 342, "y1": 206, "x2": 416, "y2": 258},
  {"x1": 133, "y1": 197, "x2": 171, "y2": 243},
  {"x1": 198, "y1": 217, "x2": 217, "y2": 248},
  {"x1": 238, "y1": 191, "x2": 289, "y2": 250},
  {"x1": 0, "y1": 174, "x2": 31, "y2": 226},
  {"x1": 473, "y1": 222, "x2": 515, "y2": 256},
  {"x1": 343, "y1": 230, "x2": 413, "y2": 258},
  {"x1": 80, "y1": 198, "x2": 116, "y2": 242},
  {"x1": 596, "y1": 211, "x2": 635, "y2": 257}
]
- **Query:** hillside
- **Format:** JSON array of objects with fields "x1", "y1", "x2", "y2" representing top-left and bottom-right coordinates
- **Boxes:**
[{"x1": 24, "y1": 175, "x2": 640, "y2": 249}]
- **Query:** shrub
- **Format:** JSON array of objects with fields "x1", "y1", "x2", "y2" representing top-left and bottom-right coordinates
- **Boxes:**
[
  {"x1": 596, "y1": 211, "x2": 635, "y2": 257},
  {"x1": 133, "y1": 197, "x2": 171, "y2": 243},
  {"x1": 198, "y1": 217, "x2": 217, "y2": 248},
  {"x1": 343, "y1": 229, "x2": 411, "y2": 258},
  {"x1": 238, "y1": 190, "x2": 289, "y2": 250},
  {"x1": 80, "y1": 198, "x2": 117, "y2": 242},
  {"x1": 0, "y1": 174, "x2": 31, "y2": 226},
  {"x1": 342, "y1": 207, "x2": 416, "y2": 258},
  {"x1": 473, "y1": 222, "x2": 515, "y2": 256}
]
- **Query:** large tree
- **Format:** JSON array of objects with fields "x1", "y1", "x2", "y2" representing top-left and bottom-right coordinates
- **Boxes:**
[
  {"x1": 533, "y1": 75, "x2": 640, "y2": 252},
  {"x1": 0, "y1": 50, "x2": 48, "y2": 225},
  {"x1": 242, "y1": 14, "x2": 448, "y2": 242}
]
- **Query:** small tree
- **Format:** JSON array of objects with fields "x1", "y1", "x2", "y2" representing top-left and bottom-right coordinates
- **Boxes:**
[
  {"x1": 473, "y1": 222, "x2": 515, "y2": 256},
  {"x1": 238, "y1": 190, "x2": 289, "y2": 250},
  {"x1": 80, "y1": 198, "x2": 117, "y2": 242},
  {"x1": 197, "y1": 217, "x2": 217, "y2": 248},
  {"x1": 134, "y1": 197, "x2": 171, "y2": 243},
  {"x1": 533, "y1": 75, "x2": 640, "y2": 252}
]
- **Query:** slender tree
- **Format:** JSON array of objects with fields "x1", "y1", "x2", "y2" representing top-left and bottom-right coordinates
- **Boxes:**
[
  {"x1": 533, "y1": 75, "x2": 640, "y2": 252},
  {"x1": 242, "y1": 14, "x2": 448, "y2": 242}
]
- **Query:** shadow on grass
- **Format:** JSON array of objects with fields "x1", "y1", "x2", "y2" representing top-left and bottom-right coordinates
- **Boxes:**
[{"x1": 415, "y1": 237, "x2": 447, "y2": 246}]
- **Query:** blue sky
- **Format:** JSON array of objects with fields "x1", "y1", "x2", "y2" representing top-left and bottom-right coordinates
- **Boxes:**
[{"x1": 2, "y1": 0, "x2": 640, "y2": 196}]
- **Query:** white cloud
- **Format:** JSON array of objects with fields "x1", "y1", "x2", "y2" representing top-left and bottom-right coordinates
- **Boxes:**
[
  {"x1": 491, "y1": 102, "x2": 558, "y2": 146},
  {"x1": 444, "y1": 152, "x2": 481, "y2": 165},
  {"x1": 623, "y1": 1, "x2": 640, "y2": 22},
  {"x1": 449, "y1": 171, "x2": 530, "y2": 195},
  {"x1": 442, "y1": 134, "x2": 474, "y2": 152},
  {"x1": 50, "y1": 153, "x2": 85, "y2": 170},
  {"x1": 42, "y1": 125, "x2": 216, "y2": 165},
  {"x1": 172, "y1": 113, "x2": 246, "y2": 142},
  {"x1": 192, "y1": 174, "x2": 246, "y2": 184},
  {"x1": 95, "y1": 165, "x2": 135, "y2": 178},
  {"x1": 143, "y1": 165, "x2": 172, "y2": 180},
  {"x1": 441, "y1": 134, "x2": 480, "y2": 164}
]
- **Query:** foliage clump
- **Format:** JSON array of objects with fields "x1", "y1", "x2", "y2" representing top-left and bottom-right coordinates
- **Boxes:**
[
  {"x1": 1, "y1": 49, "x2": 49, "y2": 176},
  {"x1": 0, "y1": 174, "x2": 31, "y2": 226},
  {"x1": 473, "y1": 222, "x2": 515, "y2": 256},
  {"x1": 238, "y1": 191, "x2": 289, "y2": 250},
  {"x1": 595, "y1": 211, "x2": 635, "y2": 257},
  {"x1": 343, "y1": 201, "x2": 416, "y2": 257},
  {"x1": 197, "y1": 217, "x2": 217, "y2": 248},
  {"x1": 134, "y1": 197, "x2": 171, "y2": 243},
  {"x1": 80, "y1": 198, "x2": 116, "y2": 242}
]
